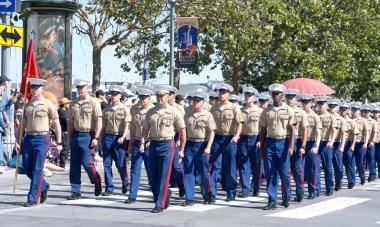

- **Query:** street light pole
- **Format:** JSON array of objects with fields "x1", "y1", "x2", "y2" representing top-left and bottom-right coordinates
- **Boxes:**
[{"x1": 169, "y1": 0, "x2": 175, "y2": 86}]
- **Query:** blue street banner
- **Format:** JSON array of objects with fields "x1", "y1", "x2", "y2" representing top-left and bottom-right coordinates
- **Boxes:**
[
  {"x1": 0, "y1": 0, "x2": 15, "y2": 13},
  {"x1": 176, "y1": 17, "x2": 198, "y2": 68}
]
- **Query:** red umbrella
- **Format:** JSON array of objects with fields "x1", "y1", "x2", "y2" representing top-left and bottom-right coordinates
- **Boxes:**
[{"x1": 282, "y1": 78, "x2": 335, "y2": 95}]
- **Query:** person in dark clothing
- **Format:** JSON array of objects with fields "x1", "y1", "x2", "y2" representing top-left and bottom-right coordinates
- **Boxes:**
[
  {"x1": 96, "y1": 90, "x2": 108, "y2": 111},
  {"x1": 58, "y1": 97, "x2": 70, "y2": 167}
]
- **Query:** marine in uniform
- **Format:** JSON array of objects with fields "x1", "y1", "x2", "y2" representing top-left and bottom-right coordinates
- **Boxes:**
[
  {"x1": 140, "y1": 85, "x2": 186, "y2": 213},
  {"x1": 284, "y1": 89, "x2": 308, "y2": 202},
  {"x1": 372, "y1": 106, "x2": 380, "y2": 179},
  {"x1": 259, "y1": 84, "x2": 296, "y2": 210},
  {"x1": 67, "y1": 79, "x2": 103, "y2": 199},
  {"x1": 328, "y1": 99, "x2": 347, "y2": 192},
  {"x1": 125, "y1": 87, "x2": 155, "y2": 204},
  {"x1": 351, "y1": 103, "x2": 369, "y2": 185},
  {"x1": 101, "y1": 85, "x2": 131, "y2": 196},
  {"x1": 19, "y1": 78, "x2": 62, "y2": 207},
  {"x1": 300, "y1": 94, "x2": 321, "y2": 199},
  {"x1": 258, "y1": 94, "x2": 271, "y2": 110},
  {"x1": 237, "y1": 87, "x2": 262, "y2": 197},
  {"x1": 316, "y1": 96, "x2": 337, "y2": 196},
  {"x1": 182, "y1": 91, "x2": 216, "y2": 206},
  {"x1": 167, "y1": 86, "x2": 186, "y2": 197},
  {"x1": 208, "y1": 92, "x2": 219, "y2": 107},
  {"x1": 361, "y1": 104, "x2": 378, "y2": 182},
  {"x1": 209, "y1": 83, "x2": 244, "y2": 202},
  {"x1": 340, "y1": 102, "x2": 360, "y2": 189}
]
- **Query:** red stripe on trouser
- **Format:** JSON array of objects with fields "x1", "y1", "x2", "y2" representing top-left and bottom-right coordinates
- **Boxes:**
[
  {"x1": 35, "y1": 135, "x2": 49, "y2": 203},
  {"x1": 207, "y1": 155, "x2": 211, "y2": 193},
  {"x1": 161, "y1": 140, "x2": 175, "y2": 209},
  {"x1": 90, "y1": 132, "x2": 100, "y2": 184}
]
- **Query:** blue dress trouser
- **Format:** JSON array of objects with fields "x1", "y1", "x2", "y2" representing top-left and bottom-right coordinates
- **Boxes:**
[
  {"x1": 170, "y1": 133, "x2": 184, "y2": 189},
  {"x1": 70, "y1": 131, "x2": 101, "y2": 193},
  {"x1": 129, "y1": 139, "x2": 151, "y2": 199},
  {"x1": 290, "y1": 139, "x2": 304, "y2": 194},
  {"x1": 332, "y1": 141, "x2": 343, "y2": 187},
  {"x1": 264, "y1": 138, "x2": 291, "y2": 205},
  {"x1": 22, "y1": 135, "x2": 49, "y2": 203},
  {"x1": 305, "y1": 141, "x2": 320, "y2": 196},
  {"x1": 102, "y1": 133, "x2": 129, "y2": 193},
  {"x1": 210, "y1": 134, "x2": 237, "y2": 198},
  {"x1": 366, "y1": 144, "x2": 376, "y2": 177},
  {"x1": 149, "y1": 140, "x2": 174, "y2": 209},
  {"x1": 238, "y1": 135, "x2": 261, "y2": 195},
  {"x1": 318, "y1": 141, "x2": 334, "y2": 192},
  {"x1": 354, "y1": 142, "x2": 366, "y2": 180},
  {"x1": 343, "y1": 141, "x2": 356, "y2": 184},
  {"x1": 183, "y1": 141, "x2": 210, "y2": 200},
  {"x1": 375, "y1": 143, "x2": 380, "y2": 177}
]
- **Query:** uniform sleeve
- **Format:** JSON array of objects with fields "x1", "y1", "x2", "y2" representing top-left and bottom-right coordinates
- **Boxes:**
[
  {"x1": 143, "y1": 110, "x2": 152, "y2": 131},
  {"x1": 207, "y1": 112, "x2": 217, "y2": 131},
  {"x1": 67, "y1": 102, "x2": 74, "y2": 123},
  {"x1": 234, "y1": 106, "x2": 244, "y2": 123},
  {"x1": 47, "y1": 101, "x2": 58, "y2": 120},
  {"x1": 124, "y1": 106, "x2": 132, "y2": 123},
  {"x1": 315, "y1": 114, "x2": 322, "y2": 129},
  {"x1": 330, "y1": 114, "x2": 337, "y2": 128},
  {"x1": 352, "y1": 121, "x2": 360, "y2": 135},
  {"x1": 287, "y1": 107, "x2": 297, "y2": 126},
  {"x1": 173, "y1": 109, "x2": 186, "y2": 130},
  {"x1": 93, "y1": 98, "x2": 103, "y2": 118},
  {"x1": 373, "y1": 120, "x2": 379, "y2": 132},
  {"x1": 179, "y1": 105, "x2": 185, "y2": 117},
  {"x1": 341, "y1": 118, "x2": 348, "y2": 132},
  {"x1": 259, "y1": 109, "x2": 268, "y2": 128},
  {"x1": 302, "y1": 111, "x2": 309, "y2": 127},
  {"x1": 102, "y1": 109, "x2": 107, "y2": 130}
]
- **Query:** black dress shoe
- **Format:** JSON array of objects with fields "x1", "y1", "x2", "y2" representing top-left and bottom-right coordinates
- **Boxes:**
[
  {"x1": 263, "y1": 203, "x2": 277, "y2": 210},
  {"x1": 102, "y1": 190, "x2": 113, "y2": 196},
  {"x1": 226, "y1": 197, "x2": 236, "y2": 202},
  {"x1": 348, "y1": 183, "x2": 355, "y2": 189},
  {"x1": 361, "y1": 177, "x2": 365, "y2": 185},
  {"x1": 182, "y1": 200, "x2": 194, "y2": 207},
  {"x1": 308, "y1": 194, "x2": 315, "y2": 200},
  {"x1": 151, "y1": 206, "x2": 163, "y2": 213},
  {"x1": 23, "y1": 201, "x2": 36, "y2": 207},
  {"x1": 238, "y1": 192, "x2": 248, "y2": 198},
  {"x1": 124, "y1": 198, "x2": 136, "y2": 204},
  {"x1": 282, "y1": 197, "x2": 290, "y2": 208},
  {"x1": 164, "y1": 190, "x2": 172, "y2": 209},
  {"x1": 179, "y1": 187, "x2": 185, "y2": 198},
  {"x1": 122, "y1": 184, "x2": 129, "y2": 194},
  {"x1": 40, "y1": 183, "x2": 50, "y2": 204},
  {"x1": 210, "y1": 196, "x2": 216, "y2": 204},
  {"x1": 326, "y1": 190, "x2": 333, "y2": 196},
  {"x1": 252, "y1": 191, "x2": 260, "y2": 197},
  {"x1": 67, "y1": 193, "x2": 81, "y2": 200},
  {"x1": 95, "y1": 182, "x2": 102, "y2": 196}
]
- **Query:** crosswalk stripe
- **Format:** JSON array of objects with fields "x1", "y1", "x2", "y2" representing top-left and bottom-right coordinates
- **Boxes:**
[
  {"x1": 0, "y1": 205, "x2": 56, "y2": 214},
  {"x1": 266, "y1": 197, "x2": 369, "y2": 219}
]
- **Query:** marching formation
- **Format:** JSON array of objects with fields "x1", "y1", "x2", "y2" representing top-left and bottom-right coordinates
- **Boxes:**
[{"x1": 19, "y1": 78, "x2": 380, "y2": 213}]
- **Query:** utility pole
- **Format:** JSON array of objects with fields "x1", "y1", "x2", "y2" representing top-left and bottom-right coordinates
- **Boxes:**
[
  {"x1": 1, "y1": 13, "x2": 10, "y2": 78},
  {"x1": 169, "y1": 0, "x2": 175, "y2": 86}
]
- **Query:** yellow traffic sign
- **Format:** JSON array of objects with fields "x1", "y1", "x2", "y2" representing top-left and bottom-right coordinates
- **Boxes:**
[
  {"x1": 12, "y1": 26, "x2": 23, "y2": 48},
  {"x1": 0, "y1": 24, "x2": 12, "y2": 46}
]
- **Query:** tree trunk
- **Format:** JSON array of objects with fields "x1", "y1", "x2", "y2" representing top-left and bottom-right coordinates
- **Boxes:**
[
  {"x1": 92, "y1": 47, "x2": 102, "y2": 92},
  {"x1": 231, "y1": 65, "x2": 241, "y2": 94}
]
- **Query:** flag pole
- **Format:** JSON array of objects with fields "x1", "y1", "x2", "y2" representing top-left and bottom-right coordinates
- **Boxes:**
[{"x1": 13, "y1": 80, "x2": 29, "y2": 194}]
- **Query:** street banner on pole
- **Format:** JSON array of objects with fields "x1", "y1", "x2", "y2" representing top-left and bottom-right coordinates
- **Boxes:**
[
  {"x1": 20, "y1": 39, "x2": 39, "y2": 99},
  {"x1": 176, "y1": 17, "x2": 198, "y2": 68}
]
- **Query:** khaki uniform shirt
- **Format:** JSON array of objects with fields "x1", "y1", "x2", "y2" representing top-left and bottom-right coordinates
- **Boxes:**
[
  {"x1": 203, "y1": 102, "x2": 212, "y2": 112},
  {"x1": 143, "y1": 105, "x2": 186, "y2": 139},
  {"x1": 366, "y1": 117, "x2": 378, "y2": 142},
  {"x1": 24, "y1": 97, "x2": 58, "y2": 133},
  {"x1": 171, "y1": 102, "x2": 185, "y2": 117},
  {"x1": 130, "y1": 103, "x2": 154, "y2": 138},
  {"x1": 260, "y1": 103, "x2": 296, "y2": 139},
  {"x1": 102, "y1": 103, "x2": 131, "y2": 134},
  {"x1": 184, "y1": 108, "x2": 216, "y2": 139},
  {"x1": 319, "y1": 112, "x2": 337, "y2": 141},
  {"x1": 335, "y1": 114, "x2": 348, "y2": 142},
  {"x1": 306, "y1": 110, "x2": 322, "y2": 141},
  {"x1": 374, "y1": 120, "x2": 380, "y2": 143},
  {"x1": 293, "y1": 106, "x2": 308, "y2": 137},
  {"x1": 354, "y1": 117, "x2": 368, "y2": 142},
  {"x1": 241, "y1": 105, "x2": 262, "y2": 135},
  {"x1": 210, "y1": 101, "x2": 244, "y2": 135},
  {"x1": 68, "y1": 95, "x2": 102, "y2": 131},
  {"x1": 344, "y1": 117, "x2": 360, "y2": 142}
]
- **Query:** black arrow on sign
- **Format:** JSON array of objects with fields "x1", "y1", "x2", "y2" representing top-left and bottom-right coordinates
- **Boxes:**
[
  {"x1": 12, "y1": 28, "x2": 21, "y2": 44},
  {"x1": 0, "y1": 27, "x2": 11, "y2": 42}
]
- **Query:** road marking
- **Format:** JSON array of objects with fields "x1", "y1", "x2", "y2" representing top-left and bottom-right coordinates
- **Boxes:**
[
  {"x1": 267, "y1": 197, "x2": 369, "y2": 219},
  {"x1": 0, "y1": 205, "x2": 56, "y2": 214}
]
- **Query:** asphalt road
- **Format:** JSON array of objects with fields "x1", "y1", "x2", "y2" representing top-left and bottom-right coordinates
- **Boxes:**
[{"x1": 1, "y1": 162, "x2": 380, "y2": 227}]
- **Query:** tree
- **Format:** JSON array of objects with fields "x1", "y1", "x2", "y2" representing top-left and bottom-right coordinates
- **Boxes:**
[{"x1": 73, "y1": 0, "x2": 169, "y2": 91}]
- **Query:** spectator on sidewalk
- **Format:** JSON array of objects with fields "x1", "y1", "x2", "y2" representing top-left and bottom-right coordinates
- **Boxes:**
[{"x1": 58, "y1": 97, "x2": 70, "y2": 168}]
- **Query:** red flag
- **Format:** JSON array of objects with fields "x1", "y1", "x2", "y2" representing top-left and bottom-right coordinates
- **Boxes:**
[{"x1": 20, "y1": 39, "x2": 39, "y2": 100}]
